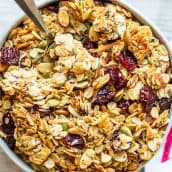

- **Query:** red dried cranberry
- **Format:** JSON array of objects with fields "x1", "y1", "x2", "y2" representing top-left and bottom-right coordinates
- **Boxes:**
[
  {"x1": 159, "y1": 98, "x2": 172, "y2": 112},
  {"x1": 82, "y1": 39, "x2": 98, "y2": 57},
  {"x1": 140, "y1": 86, "x2": 157, "y2": 112},
  {"x1": 116, "y1": 77, "x2": 127, "y2": 90},
  {"x1": 117, "y1": 100, "x2": 131, "y2": 114},
  {"x1": 6, "y1": 134, "x2": 16, "y2": 150},
  {"x1": 1, "y1": 110, "x2": 15, "y2": 135},
  {"x1": 95, "y1": 84, "x2": 115, "y2": 105},
  {"x1": 47, "y1": 2, "x2": 59, "y2": 12},
  {"x1": 65, "y1": 134, "x2": 85, "y2": 149},
  {"x1": 144, "y1": 101, "x2": 158, "y2": 113},
  {"x1": 140, "y1": 87, "x2": 157, "y2": 105},
  {"x1": 104, "y1": 67, "x2": 127, "y2": 90},
  {"x1": 1, "y1": 47, "x2": 19, "y2": 65},
  {"x1": 104, "y1": 67, "x2": 120, "y2": 84},
  {"x1": 82, "y1": 39, "x2": 98, "y2": 49},
  {"x1": 120, "y1": 50, "x2": 137, "y2": 71},
  {"x1": 104, "y1": 55, "x2": 112, "y2": 63},
  {"x1": 98, "y1": 0, "x2": 107, "y2": 6}
]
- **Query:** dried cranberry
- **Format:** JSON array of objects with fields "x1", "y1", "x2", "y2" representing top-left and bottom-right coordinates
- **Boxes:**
[
  {"x1": 1, "y1": 47, "x2": 19, "y2": 65},
  {"x1": 95, "y1": 84, "x2": 115, "y2": 105},
  {"x1": 82, "y1": 39, "x2": 98, "y2": 49},
  {"x1": 98, "y1": 0, "x2": 107, "y2": 6},
  {"x1": 116, "y1": 77, "x2": 127, "y2": 90},
  {"x1": 104, "y1": 67, "x2": 127, "y2": 90},
  {"x1": 47, "y1": 2, "x2": 59, "y2": 12},
  {"x1": 140, "y1": 86, "x2": 157, "y2": 112},
  {"x1": 104, "y1": 67, "x2": 120, "y2": 84},
  {"x1": 117, "y1": 100, "x2": 131, "y2": 114},
  {"x1": 140, "y1": 87, "x2": 157, "y2": 105},
  {"x1": 144, "y1": 101, "x2": 158, "y2": 113},
  {"x1": 104, "y1": 55, "x2": 112, "y2": 63},
  {"x1": 65, "y1": 134, "x2": 85, "y2": 149},
  {"x1": 82, "y1": 39, "x2": 98, "y2": 57},
  {"x1": 120, "y1": 50, "x2": 137, "y2": 71},
  {"x1": 6, "y1": 134, "x2": 16, "y2": 150},
  {"x1": 1, "y1": 110, "x2": 15, "y2": 135},
  {"x1": 34, "y1": 106, "x2": 52, "y2": 116},
  {"x1": 159, "y1": 98, "x2": 172, "y2": 112}
]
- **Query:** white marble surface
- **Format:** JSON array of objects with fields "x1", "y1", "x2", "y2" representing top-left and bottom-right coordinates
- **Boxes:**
[{"x1": 0, "y1": 0, "x2": 172, "y2": 172}]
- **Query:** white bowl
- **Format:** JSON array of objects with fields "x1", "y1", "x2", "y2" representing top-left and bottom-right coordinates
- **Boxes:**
[{"x1": 0, "y1": 0, "x2": 171, "y2": 171}]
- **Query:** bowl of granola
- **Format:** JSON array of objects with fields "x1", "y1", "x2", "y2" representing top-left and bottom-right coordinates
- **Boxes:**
[{"x1": 0, "y1": 0, "x2": 171, "y2": 172}]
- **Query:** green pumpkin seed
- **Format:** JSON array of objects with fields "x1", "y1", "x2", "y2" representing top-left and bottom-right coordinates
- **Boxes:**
[
  {"x1": 120, "y1": 126, "x2": 132, "y2": 137},
  {"x1": 46, "y1": 99, "x2": 61, "y2": 107},
  {"x1": 62, "y1": 123, "x2": 69, "y2": 131},
  {"x1": 39, "y1": 40, "x2": 48, "y2": 48}
]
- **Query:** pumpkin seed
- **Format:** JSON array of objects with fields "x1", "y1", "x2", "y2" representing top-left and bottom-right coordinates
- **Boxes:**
[{"x1": 46, "y1": 99, "x2": 61, "y2": 107}]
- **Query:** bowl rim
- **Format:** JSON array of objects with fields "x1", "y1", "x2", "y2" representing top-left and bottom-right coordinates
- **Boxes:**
[{"x1": 0, "y1": 0, "x2": 171, "y2": 172}]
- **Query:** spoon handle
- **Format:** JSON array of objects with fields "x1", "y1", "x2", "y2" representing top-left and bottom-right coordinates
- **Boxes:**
[
  {"x1": 140, "y1": 167, "x2": 145, "y2": 172},
  {"x1": 14, "y1": 0, "x2": 49, "y2": 33}
]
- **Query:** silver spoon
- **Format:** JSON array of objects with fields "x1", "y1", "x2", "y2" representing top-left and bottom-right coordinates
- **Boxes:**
[
  {"x1": 14, "y1": 0, "x2": 53, "y2": 44},
  {"x1": 140, "y1": 167, "x2": 145, "y2": 172}
]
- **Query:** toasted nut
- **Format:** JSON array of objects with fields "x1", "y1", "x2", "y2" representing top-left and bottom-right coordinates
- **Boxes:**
[
  {"x1": 17, "y1": 42, "x2": 31, "y2": 49},
  {"x1": 89, "y1": 42, "x2": 116, "y2": 53},
  {"x1": 84, "y1": 87, "x2": 94, "y2": 99},
  {"x1": 55, "y1": 109, "x2": 69, "y2": 116},
  {"x1": 0, "y1": 63, "x2": 8, "y2": 72},
  {"x1": 68, "y1": 105, "x2": 79, "y2": 117},
  {"x1": 92, "y1": 74, "x2": 110, "y2": 89},
  {"x1": 127, "y1": 161, "x2": 138, "y2": 171},
  {"x1": 58, "y1": 10, "x2": 69, "y2": 27}
]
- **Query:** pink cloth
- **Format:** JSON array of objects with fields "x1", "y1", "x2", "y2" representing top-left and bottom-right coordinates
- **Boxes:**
[{"x1": 162, "y1": 127, "x2": 172, "y2": 162}]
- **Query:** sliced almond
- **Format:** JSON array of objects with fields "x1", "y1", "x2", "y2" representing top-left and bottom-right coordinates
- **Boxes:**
[
  {"x1": 82, "y1": 8, "x2": 93, "y2": 21},
  {"x1": 17, "y1": 42, "x2": 31, "y2": 49},
  {"x1": 68, "y1": 105, "x2": 79, "y2": 117},
  {"x1": 89, "y1": 42, "x2": 116, "y2": 53},
  {"x1": 58, "y1": 10, "x2": 69, "y2": 27},
  {"x1": 84, "y1": 87, "x2": 94, "y2": 99}
]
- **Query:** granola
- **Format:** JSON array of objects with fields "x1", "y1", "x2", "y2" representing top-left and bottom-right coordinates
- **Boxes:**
[{"x1": 0, "y1": 0, "x2": 171, "y2": 172}]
